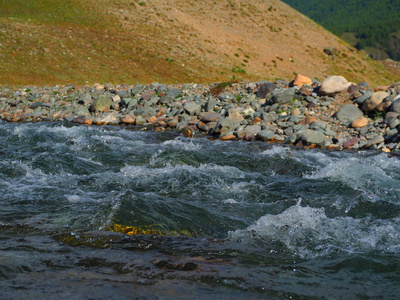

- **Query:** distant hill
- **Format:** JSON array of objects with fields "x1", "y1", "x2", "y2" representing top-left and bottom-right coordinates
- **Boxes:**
[
  {"x1": 0, "y1": 0, "x2": 399, "y2": 86},
  {"x1": 282, "y1": 0, "x2": 400, "y2": 61}
]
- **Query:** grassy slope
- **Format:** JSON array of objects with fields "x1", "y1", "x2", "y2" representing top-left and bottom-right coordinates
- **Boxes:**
[{"x1": 0, "y1": 0, "x2": 399, "y2": 86}]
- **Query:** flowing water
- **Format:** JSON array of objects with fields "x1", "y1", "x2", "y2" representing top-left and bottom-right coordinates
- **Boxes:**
[{"x1": 0, "y1": 121, "x2": 399, "y2": 299}]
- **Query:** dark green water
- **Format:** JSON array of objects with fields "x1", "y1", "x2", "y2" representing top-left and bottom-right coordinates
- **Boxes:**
[{"x1": 0, "y1": 122, "x2": 399, "y2": 299}]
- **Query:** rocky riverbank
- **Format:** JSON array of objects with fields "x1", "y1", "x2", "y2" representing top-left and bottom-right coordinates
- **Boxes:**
[{"x1": 1, "y1": 75, "x2": 400, "y2": 151}]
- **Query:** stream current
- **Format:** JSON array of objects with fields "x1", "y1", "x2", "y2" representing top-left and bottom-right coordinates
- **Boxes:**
[{"x1": 0, "y1": 122, "x2": 399, "y2": 299}]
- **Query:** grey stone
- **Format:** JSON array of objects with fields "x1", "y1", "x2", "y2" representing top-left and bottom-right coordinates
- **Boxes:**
[
  {"x1": 116, "y1": 89, "x2": 132, "y2": 98},
  {"x1": 75, "y1": 107, "x2": 90, "y2": 117},
  {"x1": 364, "y1": 135, "x2": 385, "y2": 148},
  {"x1": 385, "y1": 111, "x2": 399, "y2": 123},
  {"x1": 293, "y1": 124, "x2": 307, "y2": 132},
  {"x1": 284, "y1": 127, "x2": 294, "y2": 135},
  {"x1": 64, "y1": 115, "x2": 75, "y2": 122},
  {"x1": 91, "y1": 95, "x2": 112, "y2": 112},
  {"x1": 310, "y1": 121, "x2": 330, "y2": 131},
  {"x1": 257, "y1": 130, "x2": 275, "y2": 141},
  {"x1": 205, "y1": 96, "x2": 217, "y2": 112},
  {"x1": 305, "y1": 96, "x2": 318, "y2": 103},
  {"x1": 243, "y1": 125, "x2": 261, "y2": 135},
  {"x1": 135, "y1": 107, "x2": 156, "y2": 118},
  {"x1": 184, "y1": 102, "x2": 201, "y2": 116},
  {"x1": 353, "y1": 91, "x2": 372, "y2": 105},
  {"x1": 271, "y1": 88, "x2": 295, "y2": 104},
  {"x1": 391, "y1": 99, "x2": 400, "y2": 113},
  {"x1": 135, "y1": 115, "x2": 147, "y2": 125},
  {"x1": 301, "y1": 130, "x2": 326, "y2": 145},
  {"x1": 199, "y1": 112, "x2": 221, "y2": 122},
  {"x1": 212, "y1": 118, "x2": 237, "y2": 134},
  {"x1": 78, "y1": 92, "x2": 92, "y2": 105},
  {"x1": 131, "y1": 84, "x2": 146, "y2": 96},
  {"x1": 277, "y1": 122, "x2": 294, "y2": 128},
  {"x1": 388, "y1": 118, "x2": 400, "y2": 129},
  {"x1": 261, "y1": 112, "x2": 278, "y2": 123},
  {"x1": 285, "y1": 133, "x2": 297, "y2": 144},
  {"x1": 335, "y1": 104, "x2": 363, "y2": 123},
  {"x1": 160, "y1": 88, "x2": 181, "y2": 104},
  {"x1": 256, "y1": 82, "x2": 277, "y2": 98},
  {"x1": 386, "y1": 128, "x2": 398, "y2": 137},
  {"x1": 288, "y1": 116, "x2": 301, "y2": 123},
  {"x1": 143, "y1": 95, "x2": 160, "y2": 107}
]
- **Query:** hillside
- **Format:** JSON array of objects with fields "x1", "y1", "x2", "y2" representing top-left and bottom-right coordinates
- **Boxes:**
[
  {"x1": 0, "y1": 0, "x2": 399, "y2": 86},
  {"x1": 282, "y1": 0, "x2": 400, "y2": 61}
]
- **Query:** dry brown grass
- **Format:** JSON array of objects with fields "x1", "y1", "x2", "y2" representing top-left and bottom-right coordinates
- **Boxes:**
[{"x1": 0, "y1": 0, "x2": 399, "y2": 87}]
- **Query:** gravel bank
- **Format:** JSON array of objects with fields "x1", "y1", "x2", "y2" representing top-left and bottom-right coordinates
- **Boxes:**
[{"x1": 2, "y1": 75, "x2": 400, "y2": 151}]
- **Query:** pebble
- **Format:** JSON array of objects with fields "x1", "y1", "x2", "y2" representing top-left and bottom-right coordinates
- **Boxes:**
[
  {"x1": 351, "y1": 117, "x2": 368, "y2": 128},
  {"x1": 1, "y1": 76, "x2": 400, "y2": 151}
]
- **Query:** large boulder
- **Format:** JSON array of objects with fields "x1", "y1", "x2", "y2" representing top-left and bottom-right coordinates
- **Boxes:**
[
  {"x1": 335, "y1": 104, "x2": 363, "y2": 124},
  {"x1": 362, "y1": 91, "x2": 389, "y2": 112},
  {"x1": 319, "y1": 76, "x2": 351, "y2": 95}
]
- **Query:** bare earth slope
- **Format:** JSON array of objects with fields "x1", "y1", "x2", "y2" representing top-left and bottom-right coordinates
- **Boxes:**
[{"x1": 0, "y1": 0, "x2": 398, "y2": 86}]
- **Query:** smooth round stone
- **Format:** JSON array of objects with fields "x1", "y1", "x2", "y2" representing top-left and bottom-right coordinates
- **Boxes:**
[
  {"x1": 351, "y1": 117, "x2": 368, "y2": 128},
  {"x1": 319, "y1": 76, "x2": 351, "y2": 95}
]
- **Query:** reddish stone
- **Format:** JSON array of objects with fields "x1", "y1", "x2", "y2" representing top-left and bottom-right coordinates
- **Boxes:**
[
  {"x1": 343, "y1": 137, "x2": 359, "y2": 149},
  {"x1": 148, "y1": 116, "x2": 157, "y2": 123},
  {"x1": 121, "y1": 114, "x2": 136, "y2": 124},
  {"x1": 220, "y1": 134, "x2": 236, "y2": 140}
]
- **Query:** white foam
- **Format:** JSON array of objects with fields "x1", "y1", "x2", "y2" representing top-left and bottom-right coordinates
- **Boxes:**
[
  {"x1": 300, "y1": 151, "x2": 400, "y2": 201},
  {"x1": 261, "y1": 146, "x2": 291, "y2": 158},
  {"x1": 223, "y1": 199, "x2": 239, "y2": 204},
  {"x1": 65, "y1": 194, "x2": 81, "y2": 203},
  {"x1": 229, "y1": 202, "x2": 400, "y2": 258},
  {"x1": 76, "y1": 156, "x2": 103, "y2": 166},
  {"x1": 121, "y1": 162, "x2": 244, "y2": 179},
  {"x1": 14, "y1": 123, "x2": 97, "y2": 138},
  {"x1": 162, "y1": 138, "x2": 202, "y2": 151}
]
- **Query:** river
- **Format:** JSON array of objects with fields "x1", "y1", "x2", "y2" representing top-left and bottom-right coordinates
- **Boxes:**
[{"x1": 0, "y1": 122, "x2": 399, "y2": 299}]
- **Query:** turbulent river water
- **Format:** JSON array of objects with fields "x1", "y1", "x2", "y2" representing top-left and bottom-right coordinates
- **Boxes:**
[{"x1": 0, "y1": 121, "x2": 399, "y2": 299}]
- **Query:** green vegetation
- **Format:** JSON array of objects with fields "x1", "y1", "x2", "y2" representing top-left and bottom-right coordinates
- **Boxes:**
[
  {"x1": 282, "y1": 0, "x2": 400, "y2": 60},
  {"x1": 0, "y1": 0, "x2": 100, "y2": 26},
  {"x1": 232, "y1": 66, "x2": 246, "y2": 74}
]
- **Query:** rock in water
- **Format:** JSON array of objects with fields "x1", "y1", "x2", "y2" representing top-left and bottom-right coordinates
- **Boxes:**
[{"x1": 319, "y1": 76, "x2": 351, "y2": 95}]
